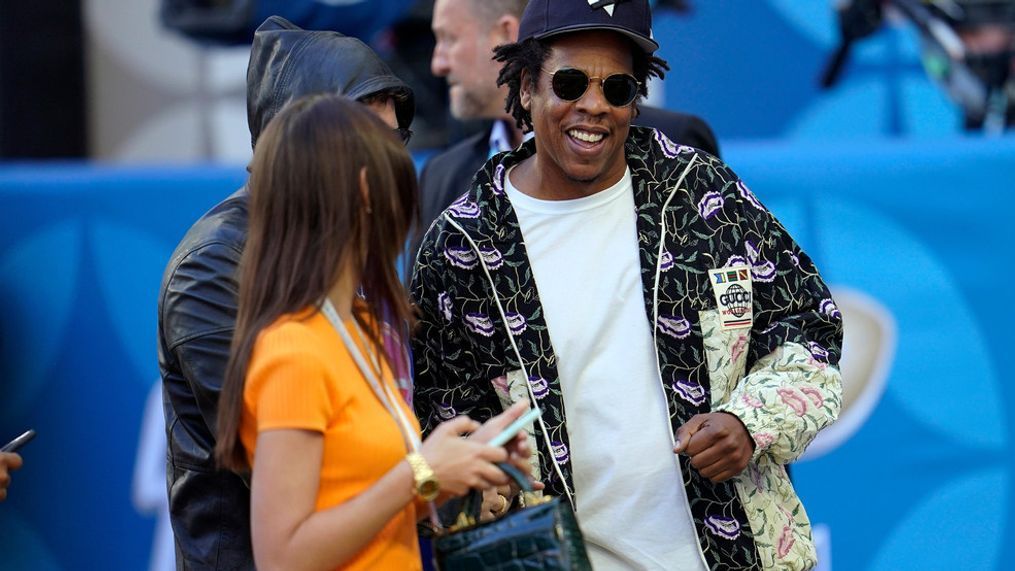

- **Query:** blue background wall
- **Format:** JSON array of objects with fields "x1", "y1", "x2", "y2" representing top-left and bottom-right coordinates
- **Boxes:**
[{"x1": 2, "y1": 138, "x2": 1013, "y2": 569}]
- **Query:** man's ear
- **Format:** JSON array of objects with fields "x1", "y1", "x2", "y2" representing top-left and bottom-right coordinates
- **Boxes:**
[
  {"x1": 359, "y1": 166, "x2": 372, "y2": 214},
  {"x1": 520, "y1": 68, "x2": 532, "y2": 111},
  {"x1": 493, "y1": 15, "x2": 520, "y2": 45}
]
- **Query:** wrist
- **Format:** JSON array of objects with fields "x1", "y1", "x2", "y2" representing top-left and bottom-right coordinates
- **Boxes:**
[{"x1": 406, "y1": 452, "x2": 440, "y2": 501}]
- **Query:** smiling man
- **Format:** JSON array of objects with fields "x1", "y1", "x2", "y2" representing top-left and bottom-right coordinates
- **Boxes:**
[
  {"x1": 415, "y1": 0, "x2": 719, "y2": 258},
  {"x1": 411, "y1": 0, "x2": 843, "y2": 569}
]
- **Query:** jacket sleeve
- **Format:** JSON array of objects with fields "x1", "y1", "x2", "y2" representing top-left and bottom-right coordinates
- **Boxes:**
[
  {"x1": 410, "y1": 230, "x2": 458, "y2": 436},
  {"x1": 161, "y1": 241, "x2": 242, "y2": 436},
  {"x1": 410, "y1": 225, "x2": 506, "y2": 436},
  {"x1": 714, "y1": 179, "x2": 843, "y2": 465}
]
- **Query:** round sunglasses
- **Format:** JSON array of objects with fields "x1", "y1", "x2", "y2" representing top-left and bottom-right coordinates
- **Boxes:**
[{"x1": 543, "y1": 68, "x2": 641, "y2": 107}]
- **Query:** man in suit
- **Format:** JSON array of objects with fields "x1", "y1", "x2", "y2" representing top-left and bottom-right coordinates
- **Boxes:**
[{"x1": 417, "y1": 0, "x2": 718, "y2": 254}]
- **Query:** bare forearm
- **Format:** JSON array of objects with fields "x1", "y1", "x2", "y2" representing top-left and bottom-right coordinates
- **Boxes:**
[{"x1": 255, "y1": 461, "x2": 416, "y2": 571}]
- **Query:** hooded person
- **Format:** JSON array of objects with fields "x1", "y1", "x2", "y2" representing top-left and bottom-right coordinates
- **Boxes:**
[{"x1": 157, "y1": 16, "x2": 413, "y2": 570}]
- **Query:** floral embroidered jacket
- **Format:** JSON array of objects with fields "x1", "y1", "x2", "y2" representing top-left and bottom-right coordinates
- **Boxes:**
[{"x1": 410, "y1": 126, "x2": 843, "y2": 570}]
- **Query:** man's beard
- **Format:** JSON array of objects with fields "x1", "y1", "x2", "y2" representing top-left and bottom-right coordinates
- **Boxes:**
[{"x1": 451, "y1": 89, "x2": 492, "y2": 120}]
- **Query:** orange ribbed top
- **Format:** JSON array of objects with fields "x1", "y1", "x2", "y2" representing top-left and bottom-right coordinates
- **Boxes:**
[{"x1": 240, "y1": 309, "x2": 422, "y2": 571}]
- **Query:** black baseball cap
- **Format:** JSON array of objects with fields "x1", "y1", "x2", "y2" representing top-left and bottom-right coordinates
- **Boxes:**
[{"x1": 518, "y1": 0, "x2": 659, "y2": 54}]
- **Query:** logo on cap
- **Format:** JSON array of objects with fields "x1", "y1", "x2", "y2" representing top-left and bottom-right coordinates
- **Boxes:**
[{"x1": 589, "y1": 0, "x2": 617, "y2": 16}]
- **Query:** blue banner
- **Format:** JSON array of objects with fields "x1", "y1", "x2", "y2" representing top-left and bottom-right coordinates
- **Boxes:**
[{"x1": 1, "y1": 136, "x2": 1013, "y2": 568}]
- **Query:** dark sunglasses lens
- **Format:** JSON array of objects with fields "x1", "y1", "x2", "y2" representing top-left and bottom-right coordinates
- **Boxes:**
[
  {"x1": 551, "y1": 69, "x2": 590, "y2": 101},
  {"x1": 395, "y1": 127, "x2": 413, "y2": 145},
  {"x1": 603, "y1": 75, "x2": 639, "y2": 106}
]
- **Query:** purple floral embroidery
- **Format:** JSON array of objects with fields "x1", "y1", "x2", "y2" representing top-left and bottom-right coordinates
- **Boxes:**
[
  {"x1": 698, "y1": 191, "x2": 724, "y2": 220},
  {"x1": 437, "y1": 403, "x2": 457, "y2": 421},
  {"x1": 492, "y1": 163, "x2": 506, "y2": 195},
  {"x1": 820, "y1": 298, "x2": 841, "y2": 319},
  {"x1": 444, "y1": 246, "x2": 478, "y2": 270},
  {"x1": 659, "y1": 250, "x2": 674, "y2": 271},
  {"x1": 464, "y1": 313, "x2": 495, "y2": 337},
  {"x1": 654, "y1": 129, "x2": 679, "y2": 158},
  {"x1": 528, "y1": 376, "x2": 549, "y2": 399},
  {"x1": 746, "y1": 240, "x2": 761, "y2": 261},
  {"x1": 657, "y1": 315, "x2": 692, "y2": 339},
  {"x1": 551, "y1": 441, "x2": 569, "y2": 464},
  {"x1": 745, "y1": 240, "x2": 776, "y2": 282},
  {"x1": 737, "y1": 181, "x2": 763, "y2": 210},
  {"x1": 751, "y1": 261, "x2": 777, "y2": 283},
  {"x1": 725, "y1": 255, "x2": 749, "y2": 268},
  {"x1": 786, "y1": 250, "x2": 800, "y2": 267},
  {"x1": 673, "y1": 378, "x2": 706, "y2": 406},
  {"x1": 480, "y1": 247, "x2": 504, "y2": 270},
  {"x1": 437, "y1": 292, "x2": 453, "y2": 323},
  {"x1": 506, "y1": 312, "x2": 527, "y2": 336},
  {"x1": 447, "y1": 195, "x2": 480, "y2": 218},
  {"x1": 704, "y1": 515, "x2": 742, "y2": 540},
  {"x1": 808, "y1": 341, "x2": 830, "y2": 362}
]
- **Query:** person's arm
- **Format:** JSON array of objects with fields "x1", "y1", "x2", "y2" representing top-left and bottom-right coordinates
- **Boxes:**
[
  {"x1": 251, "y1": 416, "x2": 509, "y2": 571},
  {"x1": 162, "y1": 241, "x2": 243, "y2": 434},
  {"x1": 711, "y1": 176, "x2": 843, "y2": 466},
  {"x1": 247, "y1": 341, "x2": 522, "y2": 571},
  {"x1": 0, "y1": 452, "x2": 23, "y2": 501},
  {"x1": 674, "y1": 171, "x2": 842, "y2": 481}
]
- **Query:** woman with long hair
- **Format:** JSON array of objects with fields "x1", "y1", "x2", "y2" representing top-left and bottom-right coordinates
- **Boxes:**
[{"x1": 215, "y1": 95, "x2": 532, "y2": 571}]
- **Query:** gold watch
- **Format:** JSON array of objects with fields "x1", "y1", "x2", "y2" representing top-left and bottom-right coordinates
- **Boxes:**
[{"x1": 406, "y1": 452, "x2": 440, "y2": 501}]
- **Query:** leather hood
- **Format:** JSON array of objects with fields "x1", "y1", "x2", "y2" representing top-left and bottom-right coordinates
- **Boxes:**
[{"x1": 246, "y1": 15, "x2": 414, "y2": 148}]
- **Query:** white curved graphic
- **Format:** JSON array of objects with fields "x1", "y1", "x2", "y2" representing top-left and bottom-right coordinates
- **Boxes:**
[
  {"x1": 133, "y1": 380, "x2": 174, "y2": 571},
  {"x1": 799, "y1": 287, "x2": 896, "y2": 461}
]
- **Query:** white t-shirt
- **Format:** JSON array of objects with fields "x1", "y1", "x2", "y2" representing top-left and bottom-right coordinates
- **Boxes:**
[{"x1": 505, "y1": 168, "x2": 707, "y2": 571}]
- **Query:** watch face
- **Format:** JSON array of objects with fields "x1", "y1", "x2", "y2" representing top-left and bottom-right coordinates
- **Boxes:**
[{"x1": 419, "y1": 479, "x2": 441, "y2": 501}]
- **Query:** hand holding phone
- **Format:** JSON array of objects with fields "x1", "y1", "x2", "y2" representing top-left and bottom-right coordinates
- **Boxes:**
[
  {"x1": 2, "y1": 429, "x2": 36, "y2": 453},
  {"x1": 488, "y1": 407, "x2": 541, "y2": 447}
]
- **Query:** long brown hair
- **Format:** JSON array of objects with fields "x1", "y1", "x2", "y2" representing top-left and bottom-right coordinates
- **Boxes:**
[{"x1": 216, "y1": 94, "x2": 418, "y2": 472}]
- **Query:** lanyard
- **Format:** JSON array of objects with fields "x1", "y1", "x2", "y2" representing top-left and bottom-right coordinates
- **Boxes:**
[{"x1": 321, "y1": 299, "x2": 421, "y2": 454}]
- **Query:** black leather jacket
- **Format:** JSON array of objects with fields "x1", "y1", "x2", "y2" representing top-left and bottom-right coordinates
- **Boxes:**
[{"x1": 157, "y1": 15, "x2": 413, "y2": 570}]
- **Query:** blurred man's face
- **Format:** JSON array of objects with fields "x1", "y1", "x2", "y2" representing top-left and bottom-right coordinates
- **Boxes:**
[
  {"x1": 520, "y1": 31, "x2": 636, "y2": 197},
  {"x1": 431, "y1": 0, "x2": 508, "y2": 119}
]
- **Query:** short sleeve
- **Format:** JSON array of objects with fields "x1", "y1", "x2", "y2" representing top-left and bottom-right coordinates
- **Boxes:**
[{"x1": 245, "y1": 334, "x2": 334, "y2": 434}]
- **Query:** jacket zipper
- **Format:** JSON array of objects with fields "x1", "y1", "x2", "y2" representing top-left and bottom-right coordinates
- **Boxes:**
[
  {"x1": 652, "y1": 156, "x2": 710, "y2": 569},
  {"x1": 444, "y1": 216, "x2": 577, "y2": 511}
]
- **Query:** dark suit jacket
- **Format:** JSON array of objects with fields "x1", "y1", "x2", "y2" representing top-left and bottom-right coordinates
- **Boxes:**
[{"x1": 412, "y1": 107, "x2": 719, "y2": 257}]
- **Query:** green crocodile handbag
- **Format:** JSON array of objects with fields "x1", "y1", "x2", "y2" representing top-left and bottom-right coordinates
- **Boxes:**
[{"x1": 432, "y1": 464, "x2": 592, "y2": 570}]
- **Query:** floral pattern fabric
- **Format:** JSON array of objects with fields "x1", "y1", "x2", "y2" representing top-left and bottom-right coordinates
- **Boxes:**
[{"x1": 411, "y1": 126, "x2": 842, "y2": 570}]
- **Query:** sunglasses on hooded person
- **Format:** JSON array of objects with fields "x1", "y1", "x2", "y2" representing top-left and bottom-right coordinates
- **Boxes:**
[{"x1": 543, "y1": 68, "x2": 642, "y2": 107}]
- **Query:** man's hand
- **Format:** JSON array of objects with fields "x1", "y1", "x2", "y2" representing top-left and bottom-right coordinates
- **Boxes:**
[{"x1": 673, "y1": 412, "x2": 754, "y2": 483}]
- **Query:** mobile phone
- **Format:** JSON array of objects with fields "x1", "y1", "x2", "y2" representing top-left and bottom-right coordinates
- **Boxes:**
[
  {"x1": 488, "y1": 407, "x2": 541, "y2": 447},
  {"x1": 2, "y1": 429, "x2": 36, "y2": 453}
]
